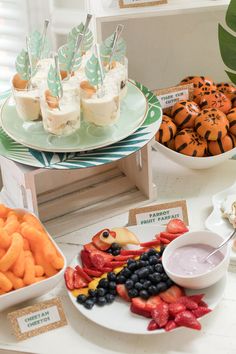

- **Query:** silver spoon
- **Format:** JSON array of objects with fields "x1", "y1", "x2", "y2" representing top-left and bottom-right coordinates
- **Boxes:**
[{"x1": 202, "y1": 229, "x2": 236, "y2": 263}]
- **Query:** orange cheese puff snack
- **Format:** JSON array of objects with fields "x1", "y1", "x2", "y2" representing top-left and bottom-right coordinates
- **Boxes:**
[
  {"x1": 0, "y1": 205, "x2": 10, "y2": 218},
  {"x1": 23, "y1": 213, "x2": 45, "y2": 232},
  {"x1": 34, "y1": 251, "x2": 58, "y2": 277},
  {"x1": 4, "y1": 219, "x2": 19, "y2": 235},
  {"x1": 6, "y1": 212, "x2": 18, "y2": 223},
  {"x1": 0, "y1": 233, "x2": 23, "y2": 272},
  {"x1": 0, "y1": 219, "x2": 4, "y2": 228},
  {"x1": 0, "y1": 289, "x2": 6, "y2": 295},
  {"x1": 4, "y1": 271, "x2": 24, "y2": 289},
  {"x1": 35, "y1": 265, "x2": 44, "y2": 277},
  {"x1": 0, "y1": 229, "x2": 11, "y2": 249},
  {"x1": 43, "y1": 241, "x2": 64, "y2": 270},
  {"x1": 0, "y1": 248, "x2": 5, "y2": 259},
  {"x1": 21, "y1": 224, "x2": 46, "y2": 249},
  {"x1": 23, "y1": 251, "x2": 35, "y2": 285},
  {"x1": 0, "y1": 271, "x2": 13, "y2": 291},
  {"x1": 23, "y1": 238, "x2": 30, "y2": 251},
  {"x1": 11, "y1": 248, "x2": 25, "y2": 278}
]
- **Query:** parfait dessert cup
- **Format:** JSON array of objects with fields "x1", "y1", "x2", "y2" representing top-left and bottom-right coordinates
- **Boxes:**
[{"x1": 104, "y1": 57, "x2": 128, "y2": 100}]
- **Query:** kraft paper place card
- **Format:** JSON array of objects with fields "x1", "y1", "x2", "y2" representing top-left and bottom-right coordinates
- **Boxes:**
[
  {"x1": 119, "y1": 0, "x2": 167, "y2": 8},
  {"x1": 8, "y1": 297, "x2": 67, "y2": 341},
  {"x1": 128, "y1": 200, "x2": 189, "y2": 226}
]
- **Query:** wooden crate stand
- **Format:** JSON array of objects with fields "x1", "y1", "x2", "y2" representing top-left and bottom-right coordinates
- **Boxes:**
[{"x1": 0, "y1": 142, "x2": 156, "y2": 236}]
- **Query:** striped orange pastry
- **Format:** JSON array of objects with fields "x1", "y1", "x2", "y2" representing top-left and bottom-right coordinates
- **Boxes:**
[
  {"x1": 174, "y1": 128, "x2": 207, "y2": 157},
  {"x1": 171, "y1": 100, "x2": 200, "y2": 128},
  {"x1": 155, "y1": 115, "x2": 177, "y2": 143},
  {"x1": 195, "y1": 108, "x2": 229, "y2": 141}
]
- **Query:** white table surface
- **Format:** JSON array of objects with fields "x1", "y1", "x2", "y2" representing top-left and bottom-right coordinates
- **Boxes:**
[{"x1": 0, "y1": 150, "x2": 236, "y2": 354}]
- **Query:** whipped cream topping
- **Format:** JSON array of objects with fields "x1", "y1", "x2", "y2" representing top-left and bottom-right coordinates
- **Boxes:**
[{"x1": 221, "y1": 194, "x2": 236, "y2": 228}]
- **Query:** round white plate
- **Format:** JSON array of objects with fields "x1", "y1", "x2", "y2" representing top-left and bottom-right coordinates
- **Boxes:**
[
  {"x1": 67, "y1": 225, "x2": 227, "y2": 335},
  {"x1": 205, "y1": 182, "x2": 236, "y2": 263}
]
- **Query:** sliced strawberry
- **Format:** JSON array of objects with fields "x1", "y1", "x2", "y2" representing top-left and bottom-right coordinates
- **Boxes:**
[
  {"x1": 175, "y1": 310, "x2": 201, "y2": 330},
  {"x1": 192, "y1": 307, "x2": 212, "y2": 318},
  {"x1": 178, "y1": 296, "x2": 198, "y2": 310},
  {"x1": 168, "y1": 303, "x2": 186, "y2": 317},
  {"x1": 99, "y1": 267, "x2": 113, "y2": 272},
  {"x1": 116, "y1": 284, "x2": 131, "y2": 302},
  {"x1": 92, "y1": 233, "x2": 111, "y2": 251},
  {"x1": 198, "y1": 300, "x2": 208, "y2": 308},
  {"x1": 83, "y1": 242, "x2": 98, "y2": 253},
  {"x1": 146, "y1": 295, "x2": 163, "y2": 312},
  {"x1": 147, "y1": 319, "x2": 160, "y2": 331},
  {"x1": 73, "y1": 270, "x2": 88, "y2": 289},
  {"x1": 83, "y1": 267, "x2": 102, "y2": 277},
  {"x1": 166, "y1": 219, "x2": 188, "y2": 234},
  {"x1": 165, "y1": 320, "x2": 177, "y2": 332},
  {"x1": 105, "y1": 261, "x2": 127, "y2": 268},
  {"x1": 159, "y1": 285, "x2": 185, "y2": 303},
  {"x1": 151, "y1": 302, "x2": 169, "y2": 328},
  {"x1": 75, "y1": 265, "x2": 92, "y2": 282},
  {"x1": 120, "y1": 249, "x2": 148, "y2": 256},
  {"x1": 140, "y1": 240, "x2": 160, "y2": 247},
  {"x1": 64, "y1": 266, "x2": 75, "y2": 290},
  {"x1": 159, "y1": 231, "x2": 183, "y2": 241},
  {"x1": 113, "y1": 255, "x2": 136, "y2": 261},
  {"x1": 188, "y1": 293, "x2": 205, "y2": 304},
  {"x1": 90, "y1": 253, "x2": 106, "y2": 270},
  {"x1": 132, "y1": 297, "x2": 147, "y2": 310},
  {"x1": 80, "y1": 250, "x2": 93, "y2": 269},
  {"x1": 130, "y1": 303, "x2": 151, "y2": 318},
  {"x1": 159, "y1": 237, "x2": 170, "y2": 244}
]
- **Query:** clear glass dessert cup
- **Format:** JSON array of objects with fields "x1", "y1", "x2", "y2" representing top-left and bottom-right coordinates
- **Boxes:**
[
  {"x1": 104, "y1": 56, "x2": 128, "y2": 100},
  {"x1": 12, "y1": 86, "x2": 41, "y2": 121},
  {"x1": 40, "y1": 92, "x2": 81, "y2": 137}
]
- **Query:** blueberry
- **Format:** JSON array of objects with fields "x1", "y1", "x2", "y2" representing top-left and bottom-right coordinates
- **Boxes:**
[
  {"x1": 137, "y1": 267, "x2": 149, "y2": 279},
  {"x1": 139, "y1": 290, "x2": 149, "y2": 299},
  {"x1": 148, "y1": 285, "x2": 158, "y2": 295},
  {"x1": 127, "y1": 259, "x2": 136, "y2": 266},
  {"x1": 84, "y1": 299, "x2": 95, "y2": 309},
  {"x1": 128, "y1": 262, "x2": 137, "y2": 272},
  {"x1": 140, "y1": 253, "x2": 148, "y2": 261},
  {"x1": 148, "y1": 256, "x2": 159, "y2": 265},
  {"x1": 134, "y1": 282, "x2": 143, "y2": 291},
  {"x1": 88, "y1": 289, "x2": 97, "y2": 297},
  {"x1": 143, "y1": 280, "x2": 151, "y2": 289},
  {"x1": 147, "y1": 249, "x2": 157, "y2": 257},
  {"x1": 76, "y1": 294, "x2": 87, "y2": 304},
  {"x1": 97, "y1": 296, "x2": 107, "y2": 306},
  {"x1": 161, "y1": 273, "x2": 169, "y2": 281},
  {"x1": 156, "y1": 282, "x2": 168, "y2": 292},
  {"x1": 148, "y1": 274, "x2": 155, "y2": 283},
  {"x1": 166, "y1": 279, "x2": 174, "y2": 287},
  {"x1": 152, "y1": 273, "x2": 162, "y2": 283},
  {"x1": 139, "y1": 260, "x2": 148, "y2": 268},
  {"x1": 130, "y1": 274, "x2": 139, "y2": 283},
  {"x1": 111, "y1": 243, "x2": 121, "y2": 250},
  {"x1": 87, "y1": 296, "x2": 97, "y2": 304},
  {"x1": 154, "y1": 264, "x2": 164, "y2": 273},
  {"x1": 139, "y1": 278, "x2": 145, "y2": 284},
  {"x1": 109, "y1": 289, "x2": 117, "y2": 296},
  {"x1": 147, "y1": 265, "x2": 155, "y2": 273},
  {"x1": 125, "y1": 279, "x2": 134, "y2": 290},
  {"x1": 109, "y1": 281, "x2": 117, "y2": 290},
  {"x1": 107, "y1": 249, "x2": 113, "y2": 254},
  {"x1": 98, "y1": 278, "x2": 109, "y2": 289},
  {"x1": 106, "y1": 293, "x2": 115, "y2": 303},
  {"x1": 112, "y1": 249, "x2": 121, "y2": 256},
  {"x1": 107, "y1": 272, "x2": 116, "y2": 282},
  {"x1": 128, "y1": 289, "x2": 138, "y2": 298},
  {"x1": 102, "y1": 230, "x2": 109, "y2": 238},
  {"x1": 121, "y1": 268, "x2": 132, "y2": 278},
  {"x1": 116, "y1": 275, "x2": 126, "y2": 284},
  {"x1": 97, "y1": 288, "x2": 107, "y2": 297},
  {"x1": 135, "y1": 261, "x2": 143, "y2": 269}
]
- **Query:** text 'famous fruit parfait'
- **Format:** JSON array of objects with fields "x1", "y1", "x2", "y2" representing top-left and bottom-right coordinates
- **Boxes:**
[
  {"x1": 12, "y1": 20, "x2": 51, "y2": 121},
  {"x1": 80, "y1": 24, "x2": 127, "y2": 127}
]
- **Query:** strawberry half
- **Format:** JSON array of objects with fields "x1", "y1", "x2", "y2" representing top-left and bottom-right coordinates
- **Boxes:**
[
  {"x1": 132, "y1": 297, "x2": 147, "y2": 310},
  {"x1": 159, "y1": 285, "x2": 185, "y2": 303},
  {"x1": 116, "y1": 284, "x2": 131, "y2": 302},
  {"x1": 168, "y1": 303, "x2": 186, "y2": 317},
  {"x1": 147, "y1": 319, "x2": 160, "y2": 331},
  {"x1": 192, "y1": 307, "x2": 212, "y2": 318},
  {"x1": 166, "y1": 219, "x2": 189, "y2": 234},
  {"x1": 146, "y1": 295, "x2": 163, "y2": 312},
  {"x1": 64, "y1": 266, "x2": 74, "y2": 290},
  {"x1": 188, "y1": 293, "x2": 205, "y2": 304},
  {"x1": 177, "y1": 296, "x2": 198, "y2": 310},
  {"x1": 73, "y1": 270, "x2": 88, "y2": 289},
  {"x1": 80, "y1": 250, "x2": 93, "y2": 269},
  {"x1": 130, "y1": 303, "x2": 151, "y2": 318},
  {"x1": 151, "y1": 303, "x2": 169, "y2": 328},
  {"x1": 165, "y1": 320, "x2": 177, "y2": 332},
  {"x1": 175, "y1": 310, "x2": 201, "y2": 330}
]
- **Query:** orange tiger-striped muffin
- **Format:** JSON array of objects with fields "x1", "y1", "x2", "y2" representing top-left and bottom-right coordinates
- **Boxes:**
[
  {"x1": 155, "y1": 115, "x2": 177, "y2": 143},
  {"x1": 216, "y1": 82, "x2": 236, "y2": 100},
  {"x1": 208, "y1": 133, "x2": 236, "y2": 155},
  {"x1": 199, "y1": 90, "x2": 232, "y2": 114},
  {"x1": 174, "y1": 128, "x2": 207, "y2": 157},
  {"x1": 227, "y1": 108, "x2": 236, "y2": 136},
  {"x1": 171, "y1": 100, "x2": 200, "y2": 128},
  {"x1": 195, "y1": 108, "x2": 229, "y2": 141}
]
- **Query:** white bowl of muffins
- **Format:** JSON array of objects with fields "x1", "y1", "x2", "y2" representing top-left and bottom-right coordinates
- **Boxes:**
[{"x1": 155, "y1": 76, "x2": 236, "y2": 169}]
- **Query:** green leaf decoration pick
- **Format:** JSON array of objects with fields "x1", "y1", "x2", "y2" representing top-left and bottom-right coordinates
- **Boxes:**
[
  {"x1": 85, "y1": 53, "x2": 105, "y2": 86},
  {"x1": 28, "y1": 30, "x2": 50, "y2": 61},
  {"x1": 47, "y1": 64, "x2": 62, "y2": 98},
  {"x1": 68, "y1": 23, "x2": 93, "y2": 53},
  {"x1": 58, "y1": 40, "x2": 82, "y2": 73},
  {"x1": 15, "y1": 49, "x2": 31, "y2": 80},
  {"x1": 100, "y1": 33, "x2": 126, "y2": 63},
  {"x1": 219, "y1": 0, "x2": 236, "y2": 85}
]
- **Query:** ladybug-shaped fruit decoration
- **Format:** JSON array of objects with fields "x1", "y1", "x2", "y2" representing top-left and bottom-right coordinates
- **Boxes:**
[
  {"x1": 208, "y1": 134, "x2": 236, "y2": 155},
  {"x1": 195, "y1": 108, "x2": 229, "y2": 141},
  {"x1": 227, "y1": 108, "x2": 236, "y2": 136},
  {"x1": 92, "y1": 228, "x2": 140, "y2": 251},
  {"x1": 216, "y1": 82, "x2": 236, "y2": 100},
  {"x1": 171, "y1": 100, "x2": 200, "y2": 128},
  {"x1": 174, "y1": 128, "x2": 207, "y2": 157},
  {"x1": 199, "y1": 90, "x2": 232, "y2": 114},
  {"x1": 155, "y1": 115, "x2": 177, "y2": 143}
]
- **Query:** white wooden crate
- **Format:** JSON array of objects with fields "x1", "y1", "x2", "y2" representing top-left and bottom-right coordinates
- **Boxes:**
[{"x1": 0, "y1": 142, "x2": 156, "y2": 237}]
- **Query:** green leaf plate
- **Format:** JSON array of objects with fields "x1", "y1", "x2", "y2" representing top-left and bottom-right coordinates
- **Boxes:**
[{"x1": 0, "y1": 81, "x2": 162, "y2": 169}]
